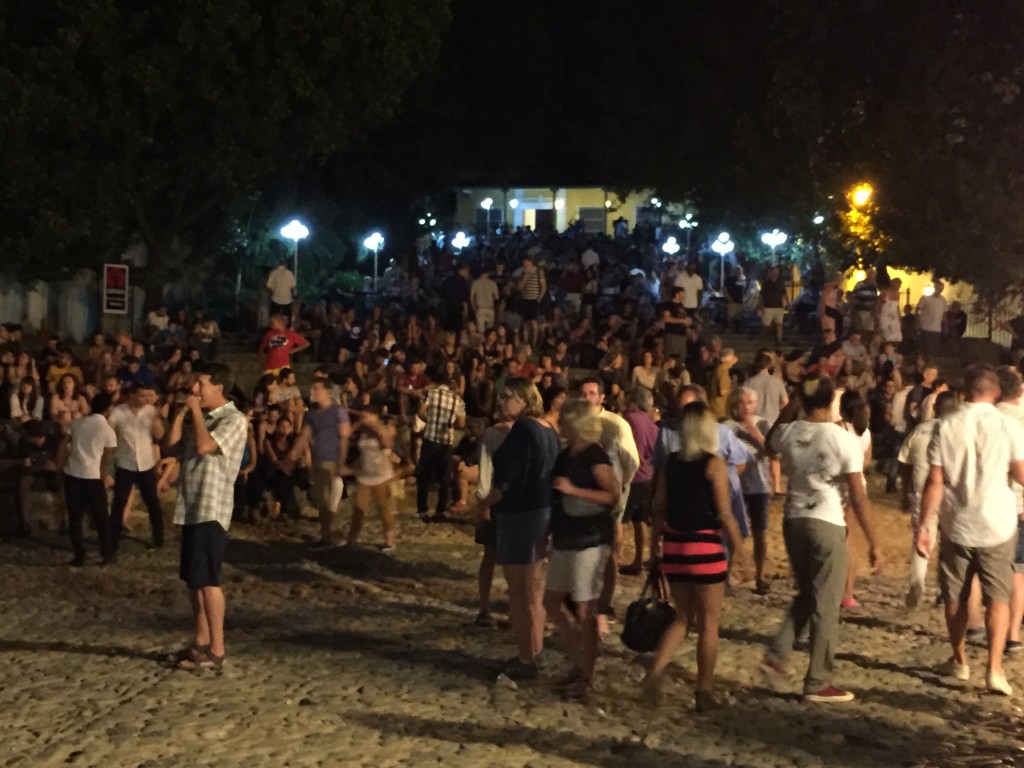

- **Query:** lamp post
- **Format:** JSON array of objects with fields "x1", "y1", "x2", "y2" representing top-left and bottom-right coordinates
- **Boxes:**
[
  {"x1": 760, "y1": 229, "x2": 788, "y2": 257},
  {"x1": 662, "y1": 236, "x2": 681, "y2": 256},
  {"x1": 678, "y1": 213, "x2": 699, "y2": 252},
  {"x1": 451, "y1": 231, "x2": 470, "y2": 251},
  {"x1": 280, "y1": 219, "x2": 309, "y2": 284},
  {"x1": 710, "y1": 232, "x2": 735, "y2": 292},
  {"x1": 363, "y1": 231, "x2": 384, "y2": 292}
]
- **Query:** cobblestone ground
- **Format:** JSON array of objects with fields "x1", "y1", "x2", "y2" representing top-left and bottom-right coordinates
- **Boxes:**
[{"x1": 2, "y1": 477, "x2": 1023, "y2": 768}]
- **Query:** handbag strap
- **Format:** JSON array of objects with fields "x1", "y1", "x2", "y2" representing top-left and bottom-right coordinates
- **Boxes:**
[{"x1": 642, "y1": 566, "x2": 670, "y2": 600}]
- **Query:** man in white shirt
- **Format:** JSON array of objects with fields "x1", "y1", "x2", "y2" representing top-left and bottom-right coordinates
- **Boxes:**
[
  {"x1": 266, "y1": 259, "x2": 297, "y2": 317},
  {"x1": 581, "y1": 244, "x2": 600, "y2": 271},
  {"x1": 108, "y1": 384, "x2": 166, "y2": 552},
  {"x1": 994, "y1": 367, "x2": 1024, "y2": 656},
  {"x1": 581, "y1": 378, "x2": 639, "y2": 635},
  {"x1": 917, "y1": 364, "x2": 1024, "y2": 695},
  {"x1": 61, "y1": 392, "x2": 118, "y2": 566},
  {"x1": 762, "y1": 376, "x2": 881, "y2": 703},
  {"x1": 674, "y1": 261, "x2": 704, "y2": 313},
  {"x1": 899, "y1": 390, "x2": 957, "y2": 607},
  {"x1": 916, "y1": 280, "x2": 948, "y2": 359},
  {"x1": 746, "y1": 352, "x2": 788, "y2": 425},
  {"x1": 470, "y1": 268, "x2": 500, "y2": 331}
]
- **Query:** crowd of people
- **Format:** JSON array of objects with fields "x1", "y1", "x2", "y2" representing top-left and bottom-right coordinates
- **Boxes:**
[{"x1": 2, "y1": 226, "x2": 1023, "y2": 706}]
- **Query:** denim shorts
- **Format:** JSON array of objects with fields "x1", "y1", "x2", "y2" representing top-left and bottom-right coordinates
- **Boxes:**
[{"x1": 495, "y1": 507, "x2": 550, "y2": 566}]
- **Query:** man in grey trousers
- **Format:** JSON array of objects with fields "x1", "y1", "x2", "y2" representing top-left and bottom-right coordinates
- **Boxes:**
[{"x1": 761, "y1": 376, "x2": 882, "y2": 702}]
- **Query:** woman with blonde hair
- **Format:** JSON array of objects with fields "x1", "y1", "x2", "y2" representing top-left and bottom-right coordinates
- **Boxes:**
[
  {"x1": 544, "y1": 398, "x2": 621, "y2": 699},
  {"x1": 481, "y1": 377, "x2": 560, "y2": 681},
  {"x1": 641, "y1": 401, "x2": 749, "y2": 710}
]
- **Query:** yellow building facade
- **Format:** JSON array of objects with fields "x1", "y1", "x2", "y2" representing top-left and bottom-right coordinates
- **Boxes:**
[{"x1": 453, "y1": 187, "x2": 655, "y2": 236}]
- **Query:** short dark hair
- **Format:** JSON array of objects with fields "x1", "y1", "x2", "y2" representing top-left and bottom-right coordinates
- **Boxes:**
[
  {"x1": 278, "y1": 367, "x2": 294, "y2": 381},
  {"x1": 755, "y1": 351, "x2": 773, "y2": 371},
  {"x1": 800, "y1": 375, "x2": 836, "y2": 413},
  {"x1": 199, "y1": 362, "x2": 235, "y2": 396},
  {"x1": 579, "y1": 376, "x2": 604, "y2": 394},
  {"x1": 934, "y1": 391, "x2": 957, "y2": 418},
  {"x1": 90, "y1": 392, "x2": 113, "y2": 415},
  {"x1": 997, "y1": 366, "x2": 1023, "y2": 402},
  {"x1": 542, "y1": 384, "x2": 567, "y2": 412},
  {"x1": 965, "y1": 363, "x2": 999, "y2": 399}
]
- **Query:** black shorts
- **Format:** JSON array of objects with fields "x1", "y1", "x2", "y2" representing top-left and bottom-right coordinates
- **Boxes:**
[
  {"x1": 179, "y1": 521, "x2": 227, "y2": 589},
  {"x1": 519, "y1": 299, "x2": 539, "y2": 320},
  {"x1": 623, "y1": 481, "x2": 653, "y2": 524},
  {"x1": 743, "y1": 493, "x2": 769, "y2": 533}
]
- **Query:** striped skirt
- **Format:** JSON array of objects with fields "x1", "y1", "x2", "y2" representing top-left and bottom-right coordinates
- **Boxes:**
[{"x1": 660, "y1": 526, "x2": 728, "y2": 584}]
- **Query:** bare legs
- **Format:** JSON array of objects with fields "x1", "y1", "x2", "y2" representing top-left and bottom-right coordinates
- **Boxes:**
[
  {"x1": 543, "y1": 592, "x2": 598, "y2": 683},
  {"x1": 189, "y1": 586, "x2": 226, "y2": 657},
  {"x1": 643, "y1": 582, "x2": 725, "y2": 696},
  {"x1": 478, "y1": 546, "x2": 496, "y2": 614},
  {"x1": 503, "y1": 562, "x2": 545, "y2": 662}
]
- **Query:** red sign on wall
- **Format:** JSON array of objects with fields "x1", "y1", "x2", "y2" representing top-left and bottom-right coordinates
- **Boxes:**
[{"x1": 103, "y1": 264, "x2": 130, "y2": 315}]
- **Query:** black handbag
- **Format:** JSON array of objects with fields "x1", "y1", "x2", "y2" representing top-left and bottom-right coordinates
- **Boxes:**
[{"x1": 621, "y1": 568, "x2": 676, "y2": 653}]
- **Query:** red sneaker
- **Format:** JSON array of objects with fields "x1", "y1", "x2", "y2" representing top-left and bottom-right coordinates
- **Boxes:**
[{"x1": 804, "y1": 686, "x2": 855, "y2": 703}]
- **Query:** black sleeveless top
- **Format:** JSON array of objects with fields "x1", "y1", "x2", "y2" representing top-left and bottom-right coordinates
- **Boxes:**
[{"x1": 664, "y1": 452, "x2": 720, "y2": 531}]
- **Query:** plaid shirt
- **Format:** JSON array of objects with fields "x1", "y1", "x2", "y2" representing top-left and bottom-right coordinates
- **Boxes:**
[
  {"x1": 173, "y1": 401, "x2": 248, "y2": 531},
  {"x1": 422, "y1": 385, "x2": 465, "y2": 445}
]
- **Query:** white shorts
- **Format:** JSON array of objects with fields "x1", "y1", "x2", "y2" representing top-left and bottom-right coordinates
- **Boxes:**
[
  {"x1": 546, "y1": 545, "x2": 611, "y2": 602},
  {"x1": 762, "y1": 307, "x2": 784, "y2": 327}
]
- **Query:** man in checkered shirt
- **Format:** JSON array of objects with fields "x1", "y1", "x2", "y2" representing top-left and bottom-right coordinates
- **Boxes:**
[
  {"x1": 166, "y1": 362, "x2": 248, "y2": 672},
  {"x1": 415, "y1": 369, "x2": 466, "y2": 521}
]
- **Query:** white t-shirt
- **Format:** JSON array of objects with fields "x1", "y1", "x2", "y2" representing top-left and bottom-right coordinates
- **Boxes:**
[
  {"x1": 470, "y1": 276, "x2": 499, "y2": 310},
  {"x1": 108, "y1": 403, "x2": 159, "y2": 472},
  {"x1": 581, "y1": 249, "x2": 600, "y2": 270},
  {"x1": 145, "y1": 311, "x2": 169, "y2": 331},
  {"x1": 267, "y1": 266, "x2": 296, "y2": 305},
  {"x1": 9, "y1": 392, "x2": 44, "y2": 421},
  {"x1": 891, "y1": 386, "x2": 912, "y2": 433},
  {"x1": 928, "y1": 401, "x2": 1024, "y2": 547},
  {"x1": 66, "y1": 413, "x2": 118, "y2": 480},
  {"x1": 599, "y1": 409, "x2": 640, "y2": 515},
  {"x1": 898, "y1": 419, "x2": 940, "y2": 509},
  {"x1": 997, "y1": 401, "x2": 1024, "y2": 517},
  {"x1": 768, "y1": 421, "x2": 864, "y2": 527},
  {"x1": 917, "y1": 294, "x2": 947, "y2": 333},
  {"x1": 674, "y1": 272, "x2": 704, "y2": 310},
  {"x1": 746, "y1": 369, "x2": 788, "y2": 425}
]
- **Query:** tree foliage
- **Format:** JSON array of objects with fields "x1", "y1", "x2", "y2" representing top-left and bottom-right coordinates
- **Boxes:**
[{"x1": 0, "y1": 0, "x2": 450, "y2": 286}]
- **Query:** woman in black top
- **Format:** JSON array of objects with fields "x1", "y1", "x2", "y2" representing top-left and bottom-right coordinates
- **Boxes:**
[
  {"x1": 482, "y1": 377, "x2": 560, "y2": 682},
  {"x1": 642, "y1": 401, "x2": 748, "y2": 711},
  {"x1": 543, "y1": 399, "x2": 620, "y2": 699}
]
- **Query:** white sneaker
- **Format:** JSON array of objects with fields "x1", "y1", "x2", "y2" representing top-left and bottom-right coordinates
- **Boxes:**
[
  {"x1": 986, "y1": 670, "x2": 1012, "y2": 696},
  {"x1": 938, "y1": 657, "x2": 970, "y2": 681}
]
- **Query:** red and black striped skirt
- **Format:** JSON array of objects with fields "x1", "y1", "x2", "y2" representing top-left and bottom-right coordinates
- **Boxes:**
[{"x1": 660, "y1": 526, "x2": 727, "y2": 584}]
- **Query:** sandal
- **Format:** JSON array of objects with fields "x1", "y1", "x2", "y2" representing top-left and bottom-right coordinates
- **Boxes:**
[
  {"x1": 176, "y1": 648, "x2": 226, "y2": 673},
  {"x1": 754, "y1": 579, "x2": 771, "y2": 596},
  {"x1": 474, "y1": 610, "x2": 495, "y2": 627},
  {"x1": 165, "y1": 642, "x2": 210, "y2": 666}
]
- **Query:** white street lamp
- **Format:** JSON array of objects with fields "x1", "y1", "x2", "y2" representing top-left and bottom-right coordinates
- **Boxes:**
[
  {"x1": 662, "y1": 236, "x2": 681, "y2": 256},
  {"x1": 280, "y1": 219, "x2": 309, "y2": 283},
  {"x1": 678, "y1": 215, "x2": 699, "y2": 250},
  {"x1": 711, "y1": 232, "x2": 735, "y2": 292},
  {"x1": 451, "y1": 231, "x2": 470, "y2": 250},
  {"x1": 508, "y1": 198, "x2": 519, "y2": 209},
  {"x1": 481, "y1": 197, "x2": 493, "y2": 211},
  {"x1": 813, "y1": 214, "x2": 825, "y2": 225},
  {"x1": 760, "y1": 229, "x2": 788, "y2": 256},
  {"x1": 363, "y1": 231, "x2": 384, "y2": 292}
]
